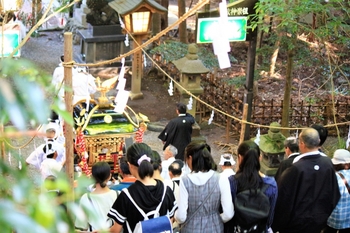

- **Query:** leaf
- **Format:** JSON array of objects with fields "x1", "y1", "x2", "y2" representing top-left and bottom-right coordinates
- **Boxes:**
[
  {"x1": 0, "y1": 59, "x2": 53, "y2": 130},
  {"x1": 0, "y1": 201, "x2": 49, "y2": 233}
]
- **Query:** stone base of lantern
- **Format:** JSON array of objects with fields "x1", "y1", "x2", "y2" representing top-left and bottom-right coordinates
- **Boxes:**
[{"x1": 260, "y1": 161, "x2": 278, "y2": 176}]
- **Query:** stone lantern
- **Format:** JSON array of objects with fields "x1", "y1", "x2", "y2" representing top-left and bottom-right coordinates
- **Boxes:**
[
  {"x1": 256, "y1": 122, "x2": 286, "y2": 176},
  {"x1": 172, "y1": 43, "x2": 209, "y2": 121}
]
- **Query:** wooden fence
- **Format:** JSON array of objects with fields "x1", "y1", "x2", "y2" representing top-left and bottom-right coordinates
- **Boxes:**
[{"x1": 196, "y1": 74, "x2": 350, "y2": 137}]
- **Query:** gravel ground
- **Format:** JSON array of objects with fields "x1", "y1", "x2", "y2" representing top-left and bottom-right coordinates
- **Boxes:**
[{"x1": 10, "y1": 29, "x2": 232, "y2": 187}]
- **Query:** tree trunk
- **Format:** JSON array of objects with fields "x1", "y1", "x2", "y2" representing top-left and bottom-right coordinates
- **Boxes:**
[
  {"x1": 178, "y1": 0, "x2": 187, "y2": 43},
  {"x1": 281, "y1": 35, "x2": 296, "y2": 136}
]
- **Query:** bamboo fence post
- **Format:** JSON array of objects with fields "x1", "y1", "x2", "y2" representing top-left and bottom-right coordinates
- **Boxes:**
[{"x1": 64, "y1": 32, "x2": 74, "y2": 199}]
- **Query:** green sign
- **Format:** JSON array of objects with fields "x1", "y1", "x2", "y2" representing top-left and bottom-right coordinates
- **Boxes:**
[{"x1": 196, "y1": 16, "x2": 247, "y2": 43}]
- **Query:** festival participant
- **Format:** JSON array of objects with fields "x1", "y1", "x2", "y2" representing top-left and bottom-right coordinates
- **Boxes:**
[
  {"x1": 175, "y1": 141, "x2": 234, "y2": 233},
  {"x1": 152, "y1": 150, "x2": 179, "y2": 201},
  {"x1": 72, "y1": 68, "x2": 97, "y2": 105},
  {"x1": 226, "y1": 140, "x2": 277, "y2": 233},
  {"x1": 40, "y1": 142, "x2": 63, "y2": 180},
  {"x1": 26, "y1": 128, "x2": 65, "y2": 169},
  {"x1": 272, "y1": 128, "x2": 340, "y2": 233},
  {"x1": 110, "y1": 157, "x2": 136, "y2": 192},
  {"x1": 75, "y1": 162, "x2": 117, "y2": 232},
  {"x1": 158, "y1": 103, "x2": 195, "y2": 161},
  {"x1": 161, "y1": 144, "x2": 178, "y2": 180},
  {"x1": 168, "y1": 160, "x2": 184, "y2": 186},
  {"x1": 324, "y1": 149, "x2": 350, "y2": 233},
  {"x1": 107, "y1": 143, "x2": 177, "y2": 233},
  {"x1": 52, "y1": 56, "x2": 96, "y2": 105},
  {"x1": 219, "y1": 153, "x2": 236, "y2": 179},
  {"x1": 274, "y1": 136, "x2": 299, "y2": 181}
]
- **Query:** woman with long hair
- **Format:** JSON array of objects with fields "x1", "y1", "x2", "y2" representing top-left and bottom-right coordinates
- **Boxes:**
[
  {"x1": 227, "y1": 140, "x2": 277, "y2": 233},
  {"x1": 107, "y1": 143, "x2": 177, "y2": 233},
  {"x1": 75, "y1": 162, "x2": 117, "y2": 232},
  {"x1": 175, "y1": 141, "x2": 234, "y2": 233}
]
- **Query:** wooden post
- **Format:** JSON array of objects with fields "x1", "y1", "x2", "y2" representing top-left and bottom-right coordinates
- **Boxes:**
[
  {"x1": 178, "y1": 0, "x2": 187, "y2": 43},
  {"x1": 64, "y1": 32, "x2": 74, "y2": 199},
  {"x1": 243, "y1": 29, "x2": 258, "y2": 140},
  {"x1": 239, "y1": 104, "x2": 249, "y2": 144},
  {"x1": 130, "y1": 35, "x2": 144, "y2": 100}
]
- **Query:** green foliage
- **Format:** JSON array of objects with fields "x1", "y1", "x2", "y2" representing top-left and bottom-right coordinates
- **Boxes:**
[
  {"x1": 55, "y1": 0, "x2": 74, "y2": 13},
  {"x1": 0, "y1": 58, "x2": 94, "y2": 232},
  {"x1": 224, "y1": 75, "x2": 246, "y2": 88},
  {"x1": 0, "y1": 59, "x2": 73, "y2": 130},
  {"x1": 304, "y1": 96, "x2": 320, "y2": 105},
  {"x1": 0, "y1": 59, "x2": 52, "y2": 130},
  {"x1": 149, "y1": 40, "x2": 237, "y2": 70},
  {"x1": 252, "y1": 0, "x2": 350, "y2": 63},
  {"x1": 150, "y1": 40, "x2": 188, "y2": 63},
  {"x1": 0, "y1": 153, "x2": 93, "y2": 233}
]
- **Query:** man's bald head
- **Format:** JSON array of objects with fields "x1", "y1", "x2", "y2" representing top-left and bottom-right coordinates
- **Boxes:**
[{"x1": 299, "y1": 128, "x2": 320, "y2": 153}]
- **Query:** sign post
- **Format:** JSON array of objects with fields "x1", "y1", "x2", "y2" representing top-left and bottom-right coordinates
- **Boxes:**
[{"x1": 196, "y1": 0, "x2": 258, "y2": 140}]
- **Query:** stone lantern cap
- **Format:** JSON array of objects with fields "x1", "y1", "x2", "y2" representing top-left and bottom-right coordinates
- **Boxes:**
[
  {"x1": 258, "y1": 122, "x2": 286, "y2": 154},
  {"x1": 172, "y1": 44, "x2": 210, "y2": 74}
]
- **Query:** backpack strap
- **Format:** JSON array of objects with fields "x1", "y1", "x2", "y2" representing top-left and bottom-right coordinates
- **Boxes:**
[
  {"x1": 338, "y1": 172, "x2": 350, "y2": 194},
  {"x1": 122, "y1": 181, "x2": 168, "y2": 220}
]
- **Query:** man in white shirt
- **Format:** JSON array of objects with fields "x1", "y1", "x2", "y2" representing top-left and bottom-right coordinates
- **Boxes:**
[
  {"x1": 52, "y1": 57, "x2": 97, "y2": 105},
  {"x1": 160, "y1": 144, "x2": 178, "y2": 180},
  {"x1": 168, "y1": 160, "x2": 184, "y2": 186},
  {"x1": 72, "y1": 69, "x2": 97, "y2": 105},
  {"x1": 40, "y1": 144, "x2": 63, "y2": 180},
  {"x1": 219, "y1": 153, "x2": 236, "y2": 179},
  {"x1": 26, "y1": 127, "x2": 65, "y2": 169}
]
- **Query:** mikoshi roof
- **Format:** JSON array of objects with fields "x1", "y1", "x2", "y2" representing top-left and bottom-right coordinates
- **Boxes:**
[{"x1": 109, "y1": 0, "x2": 167, "y2": 15}]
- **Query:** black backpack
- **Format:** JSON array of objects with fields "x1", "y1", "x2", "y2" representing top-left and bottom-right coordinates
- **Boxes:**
[{"x1": 233, "y1": 183, "x2": 270, "y2": 233}]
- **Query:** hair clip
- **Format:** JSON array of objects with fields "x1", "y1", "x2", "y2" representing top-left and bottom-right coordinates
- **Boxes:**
[{"x1": 137, "y1": 154, "x2": 151, "y2": 165}]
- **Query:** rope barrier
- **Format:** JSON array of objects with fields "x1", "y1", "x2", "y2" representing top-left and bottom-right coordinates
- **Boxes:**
[{"x1": 3, "y1": 0, "x2": 350, "y2": 150}]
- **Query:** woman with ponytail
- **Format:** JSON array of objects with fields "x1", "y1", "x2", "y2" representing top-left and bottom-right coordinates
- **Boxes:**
[
  {"x1": 107, "y1": 143, "x2": 177, "y2": 233},
  {"x1": 226, "y1": 140, "x2": 277, "y2": 233},
  {"x1": 175, "y1": 141, "x2": 234, "y2": 233},
  {"x1": 75, "y1": 162, "x2": 117, "y2": 232}
]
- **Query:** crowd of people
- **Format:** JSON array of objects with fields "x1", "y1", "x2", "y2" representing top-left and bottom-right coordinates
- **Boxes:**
[
  {"x1": 69, "y1": 124, "x2": 349, "y2": 233},
  {"x1": 25, "y1": 84, "x2": 349, "y2": 233}
]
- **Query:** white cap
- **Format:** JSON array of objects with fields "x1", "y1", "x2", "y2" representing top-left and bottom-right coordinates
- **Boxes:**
[
  {"x1": 219, "y1": 153, "x2": 235, "y2": 166},
  {"x1": 332, "y1": 149, "x2": 350, "y2": 165}
]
